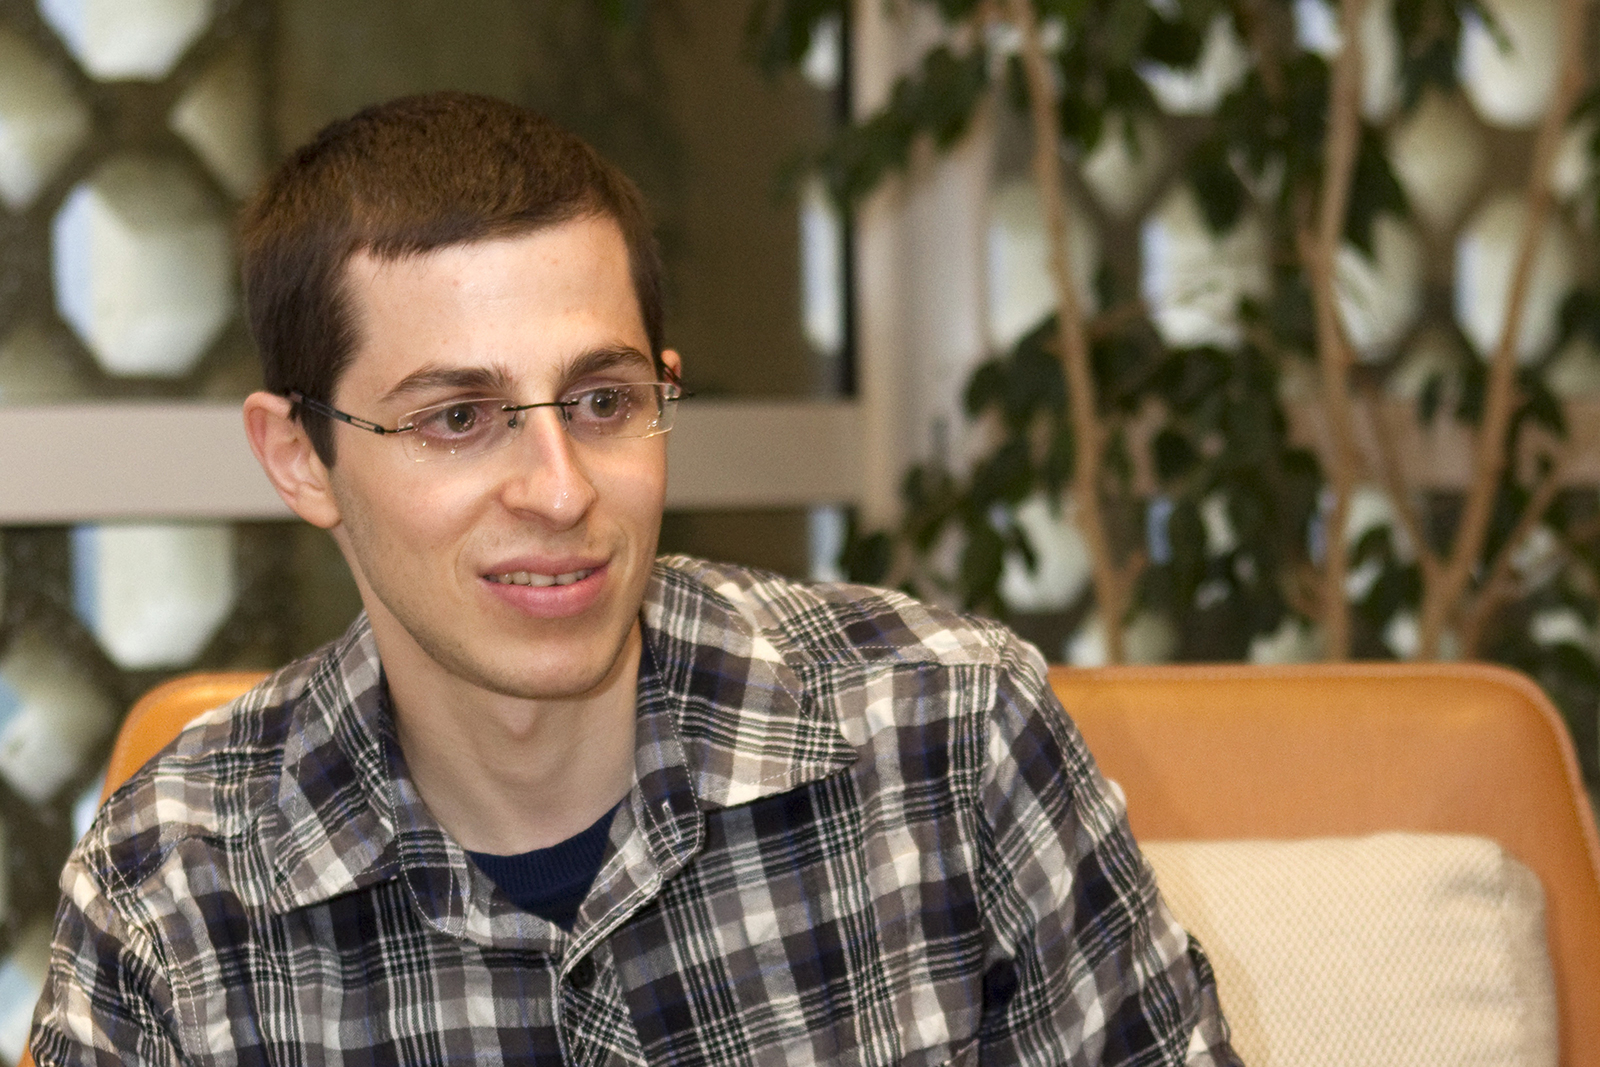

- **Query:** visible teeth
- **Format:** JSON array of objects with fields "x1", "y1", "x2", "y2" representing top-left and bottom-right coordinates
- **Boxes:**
[{"x1": 491, "y1": 568, "x2": 593, "y2": 587}]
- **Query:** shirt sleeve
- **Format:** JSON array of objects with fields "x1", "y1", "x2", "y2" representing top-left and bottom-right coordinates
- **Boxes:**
[
  {"x1": 972, "y1": 641, "x2": 1241, "y2": 1066},
  {"x1": 29, "y1": 856, "x2": 184, "y2": 1067}
]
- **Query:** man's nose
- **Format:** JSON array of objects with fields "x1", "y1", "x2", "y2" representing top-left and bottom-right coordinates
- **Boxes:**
[{"x1": 496, "y1": 408, "x2": 598, "y2": 526}]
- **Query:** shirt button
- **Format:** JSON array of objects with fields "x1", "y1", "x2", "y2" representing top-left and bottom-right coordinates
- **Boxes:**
[{"x1": 567, "y1": 955, "x2": 596, "y2": 990}]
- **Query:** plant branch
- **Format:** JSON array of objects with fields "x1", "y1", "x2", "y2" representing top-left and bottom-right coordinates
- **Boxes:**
[
  {"x1": 1458, "y1": 446, "x2": 1572, "y2": 656},
  {"x1": 1282, "y1": 561, "x2": 1324, "y2": 622},
  {"x1": 1297, "y1": 0, "x2": 1370, "y2": 659},
  {"x1": 1236, "y1": 0, "x2": 1290, "y2": 104},
  {"x1": 1086, "y1": 299, "x2": 1150, "y2": 341},
  {"x1": 1564, "y1": 512, "x2": 1600, "y2": 547},
  {"x1": 1005, "y1": 0, "x2": 1138, "y2": 661},
  {"x1": 1361, "y1": 385, "x2": 1443, "y2": 583},
  {"x1": 1418, "y1": 0, "x2": 1588, "y2": 658}
]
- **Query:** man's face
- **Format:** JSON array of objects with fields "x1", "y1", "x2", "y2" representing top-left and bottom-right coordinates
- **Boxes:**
[{"x1": 320, "y1": 216, "x2": 674, "y2": 704}]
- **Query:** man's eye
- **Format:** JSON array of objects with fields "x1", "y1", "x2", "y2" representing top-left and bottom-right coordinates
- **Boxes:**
[
  {"x1": 440, "y1": 404, "x2": 479, "y2": 434},
  {"x1": 579, "y1": 388, "x2": 626, "y2": 420},
  {"x1": 416, "y1": 401, "x2": 495, "y2": 438}
]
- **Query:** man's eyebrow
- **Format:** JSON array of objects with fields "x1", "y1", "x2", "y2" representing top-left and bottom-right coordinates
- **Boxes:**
[
  {"x1": 380, "y1": 365, "x2": 515, "y2": 405},
  {"x1": 560, "y1": 345, "x2": 656, "y2": 383},
  {"x1": 378, "y1": 346, "x2": 653, "y2": 406}
]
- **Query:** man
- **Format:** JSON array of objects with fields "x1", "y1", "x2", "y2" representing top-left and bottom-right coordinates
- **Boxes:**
[{"x1": 33, "y1": 93, "x2": 1238, "y2": 1066}]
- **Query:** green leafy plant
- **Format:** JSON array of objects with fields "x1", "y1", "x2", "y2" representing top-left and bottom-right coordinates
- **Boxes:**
[{"x1": 749, "y1": 0, "x2": 1600, "y2": 778}]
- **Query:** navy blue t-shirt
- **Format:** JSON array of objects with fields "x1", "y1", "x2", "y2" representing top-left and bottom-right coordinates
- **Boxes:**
[{"x1": 467, "y1": 803, "x2": 618, "y2": 930}]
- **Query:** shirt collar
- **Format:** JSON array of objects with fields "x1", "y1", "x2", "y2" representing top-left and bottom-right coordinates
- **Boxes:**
[
  {"x1": 263, "y1": 558, "x2": 860, "y2": 926},
  {"x1": 639, "y1": 558, "x2": 860, "y2": 810},
  {"x1": 263, "y1": 618, "x2": 400, "y2": 913}
]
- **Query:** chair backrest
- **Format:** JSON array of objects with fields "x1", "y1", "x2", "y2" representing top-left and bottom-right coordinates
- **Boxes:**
[{"x1": 1050, "y1": 661, "x2": 1600, "y2": 1067}]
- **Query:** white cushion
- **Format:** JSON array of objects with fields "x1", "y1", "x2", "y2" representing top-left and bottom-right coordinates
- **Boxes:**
[{"x1": 1143, "y1": 833, "x2": 1558, "y2": 1067}]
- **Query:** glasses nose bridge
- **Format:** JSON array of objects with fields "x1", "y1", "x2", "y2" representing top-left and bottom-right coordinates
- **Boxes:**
[
  {"x1": 514, "y1": 398, "x2": 581, "y2": 443},
  {"x1": 503, "y1": 398, "x2": 587, "y2": 463}
]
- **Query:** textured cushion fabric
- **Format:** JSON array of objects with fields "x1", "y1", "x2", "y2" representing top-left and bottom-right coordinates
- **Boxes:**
[{"x1": 1143, "y1": 833, "x2": 1558, "y2": 1067}]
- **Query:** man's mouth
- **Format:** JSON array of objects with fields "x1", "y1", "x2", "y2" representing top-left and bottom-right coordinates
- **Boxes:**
[{"x1": 486, "y1": 568, "x2": 596, "y2": 588}]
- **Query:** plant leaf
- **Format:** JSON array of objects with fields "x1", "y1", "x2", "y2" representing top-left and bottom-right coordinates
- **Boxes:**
[
  {"x1": 1154, "y1": 429, "x2": 1200, "y2": 481},
  {"x1": 959, "y1": 522, "x2": 1006, "y2": 610},
  {"x1": 744, "y1": 0, "x2": 845, "y2": 73},
  {"x1": 1418, "y1": 371, "x2": 1445, "y2": 423},
  {"x1": 1187, "y1": 138, "x2": 1247, "y2": 233},
  {"x1": 1344, "y1": 129, "x2": 1410, "y2": 257}
]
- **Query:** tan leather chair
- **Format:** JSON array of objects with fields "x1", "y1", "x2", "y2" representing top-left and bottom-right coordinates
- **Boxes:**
[
  {"x1": 27, "y1": 664, "x2": 1600, "y2": 1065},
  {"x1": 1052, "y1": 661, "x2": 1600, "y2": 1067}
]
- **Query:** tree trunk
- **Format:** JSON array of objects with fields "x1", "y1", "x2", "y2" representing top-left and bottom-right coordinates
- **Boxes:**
[{"x1": 1005, "y1": 0, "x2": 1137, "y2": 662}]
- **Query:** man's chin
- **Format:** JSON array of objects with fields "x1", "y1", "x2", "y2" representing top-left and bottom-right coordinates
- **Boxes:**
[
  {"x1": 425, "y1": 624, "x2": 642, "y2": 705},
  {"x1": 473, "y1": 666, "x2": 620, "y2": 703}
]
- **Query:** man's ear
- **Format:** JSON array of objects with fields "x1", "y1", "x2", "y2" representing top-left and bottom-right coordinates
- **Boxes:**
[
  {"x1": 661, "y1": 348, "x2": 682, "y2": 381},
  {"x1": 242, "y1": 392, "x2": 342, "y2": 529}
]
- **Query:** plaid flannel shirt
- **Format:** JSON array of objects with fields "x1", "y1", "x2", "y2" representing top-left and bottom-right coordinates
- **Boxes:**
[{"x1": 34, "y1": 556, "x2": 1238, "y2": 1066}]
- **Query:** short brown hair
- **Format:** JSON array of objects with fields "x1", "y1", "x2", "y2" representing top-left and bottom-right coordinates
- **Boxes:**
[{"x1": 239, "y1": 91, "x2": 666, "y2": 464}]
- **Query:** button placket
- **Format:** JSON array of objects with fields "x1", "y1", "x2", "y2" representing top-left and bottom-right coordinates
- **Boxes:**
[{"x1": 558, "y1": 942, "x2": 648, "y2": 1066}]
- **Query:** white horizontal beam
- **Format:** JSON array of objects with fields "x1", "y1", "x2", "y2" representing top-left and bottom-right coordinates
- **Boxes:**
[
  {"x1": 0, "y1": 403, "x2": 288, "y2": 524},
  {"x1": 667, "y1": 399, "x2": 863, "y2": 508},
  {"x1": 0, "y1": 400, "x2": 866, "y2": 525}
]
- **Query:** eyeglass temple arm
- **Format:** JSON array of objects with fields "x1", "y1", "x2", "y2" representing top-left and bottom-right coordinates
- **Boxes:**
[
  {"x1": 661, "y1": 363, "x2": 692, "y2": 393},
  {"x1": 285, "y1": 390, "x2": 398, "y2": 436}
]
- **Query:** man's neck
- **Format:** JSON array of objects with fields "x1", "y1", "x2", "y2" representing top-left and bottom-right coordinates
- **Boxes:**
[{"x1": 380, "y1": 624, "x2": 642, "y2": 855}]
